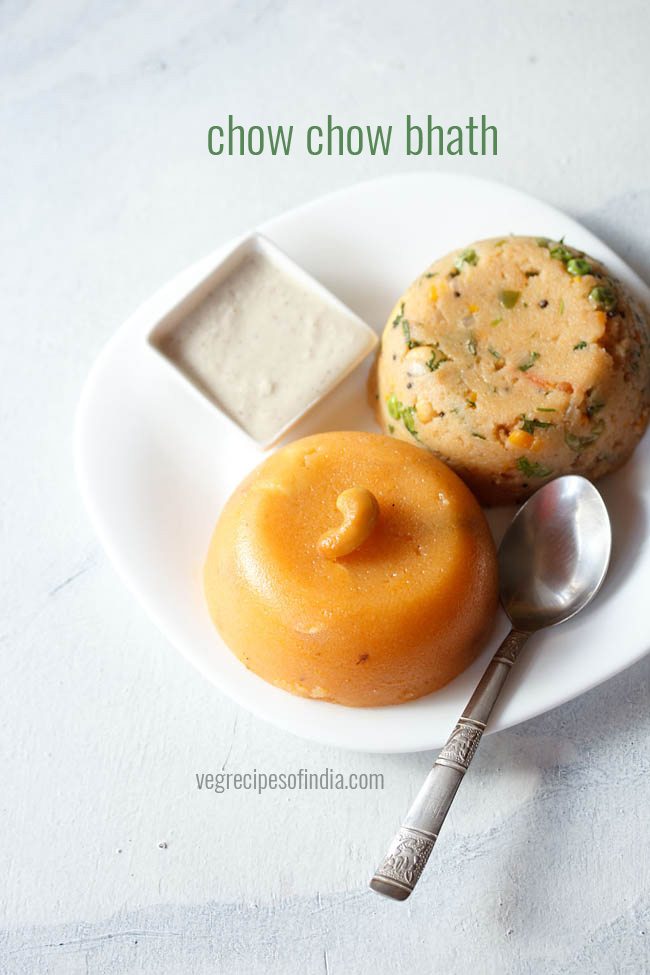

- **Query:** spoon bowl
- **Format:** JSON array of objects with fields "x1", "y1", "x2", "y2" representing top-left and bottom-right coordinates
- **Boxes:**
[{"x1": 499, "y1": 475, "x2": 612, "y2": 632}]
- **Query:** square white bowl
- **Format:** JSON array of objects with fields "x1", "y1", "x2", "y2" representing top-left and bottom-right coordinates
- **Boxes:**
[{"x1": 147, "y1": 232, "x2": 378, "y2": 449}]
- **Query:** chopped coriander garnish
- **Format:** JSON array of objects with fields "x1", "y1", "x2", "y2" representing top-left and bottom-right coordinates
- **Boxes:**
[
  {"x1": 401, "y1": 317, "x2": 421, "y2": 350},
  {"x1": 466, "y1": 398, "x2": 477, "y2": 409},
  {"x1": 426, "y1": 345, "x2": 449, "y2": 371},
  {"x1": 494, "y1": 239, "x2": 507, "y2": 247},
  {"x1": 521, "y1": 415, "x2": 552, "y2": 434},
  {"x1": 516, "y1": 457, "x2": 552, "y2": 478},
  {"x1": 471, "y1": 432, "x2": 486, "y2": 439},
  {"x1": 566, "y1": 257, "x2": 592, "y2": 276},
  {"x1": 537, "y1": 237, "x2": 551, "y2": 247},
  {"x1": 423, "y1": 272, "x2": 438, "y2": 278},
  {"x1": 387, "y1": 424, "x2": 395, "y2": 434},
  {"x1": 490, "y1": 317, "x2": 503, "y2": 327},
  {"x1": 499, "y1": 290, "x2": 521, "y2": 309},
  {"x1": 455, "y1": 248, "x2": 479, "y2": 271},
  {"x1": 467, "y1": 335, "x2": 477, "y2": 355},
  {"x1": 518, "y1": 351, "x2": 540, "y2": 372},
  {"x1": 536, "y1": 407, "x2": 556, "y2": 413},
  {"x1": 559, "y1": 298, "x2": 565, "y2": 315},
  {"x1": 573, "y1": 340, "x2": 588, "y2": 350},
  {"x1": 488, "y1": 345, "x2": 502, "y2": 359},
  {"x1": 564, "y1": 420, "x2": 604, "y2": 452},
  {"x1": 393, "y1": 303, "x2": 421, "y2": 350},
  {"x1": 589, "y1": 284, "x2": 617, "y2": 312}
]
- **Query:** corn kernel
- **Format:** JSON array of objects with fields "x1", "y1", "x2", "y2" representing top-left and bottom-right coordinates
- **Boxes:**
[
  {"x1": 508, "y1": 428, "x2": 534, "y2": 449},
  {"x1": 429, "y1": 284, "x2": 438, "y2": 303},
  {"x1": 468, "y1": 303, "x2": 479, "y2": 313}
]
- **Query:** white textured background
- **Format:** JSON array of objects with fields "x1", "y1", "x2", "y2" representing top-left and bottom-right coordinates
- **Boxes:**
[{"x1": 2, "y1": 1, "x2": 650, "y2": 972}]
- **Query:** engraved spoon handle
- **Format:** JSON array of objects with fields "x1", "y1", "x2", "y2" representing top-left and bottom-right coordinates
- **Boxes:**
[{"x1": 370, "y1": 628, "x2": 530, "y2": 900}]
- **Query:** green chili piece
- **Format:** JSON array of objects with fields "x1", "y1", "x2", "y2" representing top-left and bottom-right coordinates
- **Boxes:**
[
  {"x1": 387, "y1": 394, "x2": 401, "y2": 420},
  {"x1": 386, "y1": 394, "x2": 419, "y2": 439},
  {"x1": 499, "y1": 290, "x2": 521, "y2": 309},
  {"x1": 455, "y1": 248, "x2": 479, "y2": 271},
  {"x1": 401, "y1": 407, "x2": 418, "y2": 438}
]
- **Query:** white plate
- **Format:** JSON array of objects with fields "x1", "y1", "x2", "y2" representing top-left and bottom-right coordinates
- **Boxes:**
[{"x1": 75, "y1": 172, "x2": 650, "y2": 753}]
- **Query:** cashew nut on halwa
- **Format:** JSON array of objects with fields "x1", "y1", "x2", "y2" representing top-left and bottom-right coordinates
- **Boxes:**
[{"x1": 318, "y1": 487, "x2": 380, "y2": 560}]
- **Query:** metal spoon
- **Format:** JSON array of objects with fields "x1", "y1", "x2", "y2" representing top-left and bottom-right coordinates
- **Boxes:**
[{"x1": 370, "y1": 475, "x2": 611, "y2": 901}]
